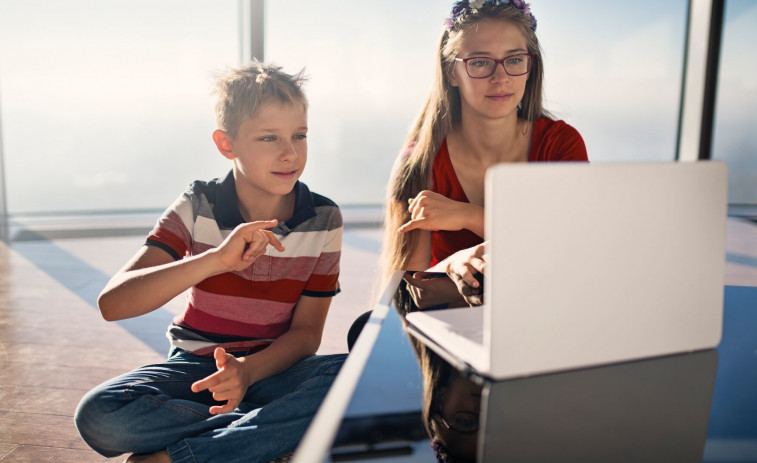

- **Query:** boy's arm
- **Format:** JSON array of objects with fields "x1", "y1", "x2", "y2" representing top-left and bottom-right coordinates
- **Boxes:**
[
  {"x1": 241, "y1": 294, "x2": 330, "y2": 379},
  {"x1": 98, "y1": 220, "x2": 282, "y2": 321},
  {"x1": 191, "y1": 294, "x2": 331, "y2": 414}
]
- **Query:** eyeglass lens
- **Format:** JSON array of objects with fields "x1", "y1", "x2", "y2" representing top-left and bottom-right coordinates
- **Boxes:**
[
  {"x1": 451, "y1": 411, "x2": 478, "y2": 433},
  {"x1": 466, "y1": 54, "x2": 530, "y2": 78}
]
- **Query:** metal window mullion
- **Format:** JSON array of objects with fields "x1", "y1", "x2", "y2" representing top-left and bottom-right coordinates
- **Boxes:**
[
  {"x1": 239, "y1": 0, "x2": 265, "y2": 63},
  {"x1": 0, "y1": 88, "x2": 8, "y2": 242},
  {"x1": 677, "y1": 0, "x2": 725, "y2": 161}
]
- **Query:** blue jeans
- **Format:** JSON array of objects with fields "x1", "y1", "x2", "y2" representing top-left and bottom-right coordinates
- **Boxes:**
[{"x1": 75, "y1": 348, "x2": 346, "y2": 463}]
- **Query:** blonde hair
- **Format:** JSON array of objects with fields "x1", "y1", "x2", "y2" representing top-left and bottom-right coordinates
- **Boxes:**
[
  {"x1": 214, "y1": 60, "x2": 308, "y2": 139},
  {"x1": 381, "y1": 4, "x2": 550, "y2": 282}
]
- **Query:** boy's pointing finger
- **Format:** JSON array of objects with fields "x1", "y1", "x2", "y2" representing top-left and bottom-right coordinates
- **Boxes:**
[
  {"x1": 261, "y1": 230, "x2": 285, "y2": 252},
  {"x1": 245, "y1": 219, "x2": 278, "y2": 230}
]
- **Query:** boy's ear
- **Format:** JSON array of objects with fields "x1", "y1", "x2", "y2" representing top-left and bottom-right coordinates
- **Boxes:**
[{"x1": 213, "y1": 130, "x2": 235, "y2": 160}]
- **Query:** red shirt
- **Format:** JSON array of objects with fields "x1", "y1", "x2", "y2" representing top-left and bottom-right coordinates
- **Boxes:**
[{"x1": 429, "y1": 117, "x2": 588, "y2": 266}]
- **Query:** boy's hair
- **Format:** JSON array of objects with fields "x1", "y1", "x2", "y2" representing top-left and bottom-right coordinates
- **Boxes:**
[{"x1": 214, "y1": 60, "x2": 308, "y2": 139}]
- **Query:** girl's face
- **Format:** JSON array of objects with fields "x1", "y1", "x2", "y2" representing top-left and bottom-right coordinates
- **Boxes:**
[
  {"x1": 450, "y1": 18, "x2": 530, "y2": 123},
  {"x1": 434, "y1": 370, "x2": 482, "y2": 460}
]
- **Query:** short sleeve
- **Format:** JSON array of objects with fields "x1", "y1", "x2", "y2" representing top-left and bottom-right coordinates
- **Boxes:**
[
  {"x1": 301, "y1": 207, "x2": 342, "y2": 298},
  {"x1": 530, "y1": 119, "x2": 589, "y2": 162},
  {"x1": 145, "y1": 189, "x2": 196, "y2": 260}
]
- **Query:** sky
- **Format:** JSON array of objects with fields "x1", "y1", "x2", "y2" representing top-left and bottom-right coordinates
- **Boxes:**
[{"x1": 0, "y1": 0, "x2": 754, "y2": 213}]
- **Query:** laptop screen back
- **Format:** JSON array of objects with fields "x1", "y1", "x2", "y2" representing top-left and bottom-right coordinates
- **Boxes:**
[{"x1": 485, "y1": 162, "x2": 727, "y2": 379}]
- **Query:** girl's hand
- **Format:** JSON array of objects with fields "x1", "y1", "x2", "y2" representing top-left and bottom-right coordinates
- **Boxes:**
[
  {"x1": 398, "y1": 190, "x2": 481, "y2": 234},
  {"x1": 444, "y1": 243, "x2": 488, "y2": 307},
  {"x1": 191, "y1": 347, "x2": 251, "y2": 415},
  {"x1": 403, "y1": 271, "x2": 460, "y2": 309},
  {"x1": 211, "y1": 220, "x2": 285, "y2": 272}
]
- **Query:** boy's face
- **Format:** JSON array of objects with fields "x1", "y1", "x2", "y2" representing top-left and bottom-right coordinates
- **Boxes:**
[{"x1": 223, "y1": 101, "x2": 308, "y2": 198}]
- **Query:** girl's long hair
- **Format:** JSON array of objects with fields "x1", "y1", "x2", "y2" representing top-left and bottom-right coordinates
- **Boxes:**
[{"x1": 381, "y1": 5, "x2": 549, "y2": 283}]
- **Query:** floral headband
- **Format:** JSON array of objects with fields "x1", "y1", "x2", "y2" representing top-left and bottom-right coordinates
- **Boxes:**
[{"x1": 445, "y1": 0, "x2": 537, "y2": 32}]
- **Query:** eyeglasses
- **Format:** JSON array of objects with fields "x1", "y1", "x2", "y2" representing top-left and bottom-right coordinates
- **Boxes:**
[
  {"x1": 437, "y1": 411, "x2": 479, "y2": 434},
  {"x1": 454, "y1": 53, "x2": 534, "y2": 79}
]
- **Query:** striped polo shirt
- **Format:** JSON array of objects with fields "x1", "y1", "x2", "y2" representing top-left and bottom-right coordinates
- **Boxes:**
[{"x1": 145, "y1": 170, "x2": 342, "y2": 355}]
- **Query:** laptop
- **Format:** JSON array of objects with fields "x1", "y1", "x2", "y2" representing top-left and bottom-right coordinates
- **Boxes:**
[
  {"x1": 480, "y1": 349, "x2": 718, "y2": 462},
  {"x1": 405, "y1": 161, "x2": 728, "y2": 380}
]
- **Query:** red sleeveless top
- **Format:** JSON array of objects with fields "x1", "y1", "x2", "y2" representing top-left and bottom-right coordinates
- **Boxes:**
[{"x1": 429, "y1": 117, "x2": 588, "y2": 266}]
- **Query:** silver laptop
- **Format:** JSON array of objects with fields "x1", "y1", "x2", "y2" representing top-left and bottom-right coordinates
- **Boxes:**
[
  {"x1": 480, "y1": 349, "x2": 718, "y2": 462},
  {"x1": 405, "y1": 161, "x2": 728, "y2": 380}
]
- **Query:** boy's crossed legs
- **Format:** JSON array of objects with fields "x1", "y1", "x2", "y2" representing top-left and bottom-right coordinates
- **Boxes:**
[{"x1": 75, "y1": 349, "x2": 346, "y2": 463}]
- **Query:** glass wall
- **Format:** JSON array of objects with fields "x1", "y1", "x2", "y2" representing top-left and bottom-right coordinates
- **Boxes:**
[
  {"x1": 5, "y1": 0, "x2": 743, "y2": 214},
  {"x1": 537, "y1": 0, "x2": 687, "y2": 163},
  {"x1": 266, "y1": 0, "x2": 689, "y2": 206},
  {"x1": 0, "y1": 0, "x2": 238, "y2": 214},
  {"x1": 712, "y1": 0, "x2": 757, "y2": 206}
]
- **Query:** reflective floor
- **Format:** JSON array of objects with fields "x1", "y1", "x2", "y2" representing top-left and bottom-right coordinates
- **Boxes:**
[{"x1": 1, "y1": 218, "x2": 755, "y2": 462}]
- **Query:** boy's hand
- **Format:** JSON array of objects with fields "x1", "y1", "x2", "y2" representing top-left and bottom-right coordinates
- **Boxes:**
[
  {"x1": 191, "y1": 347, "x2": 250, "y2": 415},
  {"x1": 213, "y1": 220, "x2": 285, "y2": 272}
]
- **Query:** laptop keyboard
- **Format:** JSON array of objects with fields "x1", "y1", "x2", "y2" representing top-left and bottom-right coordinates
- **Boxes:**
[{"x1": 451, "y1": 324, "x2": 484, "y2": 344}]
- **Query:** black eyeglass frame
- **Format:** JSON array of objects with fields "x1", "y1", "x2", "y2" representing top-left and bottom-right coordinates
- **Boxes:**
[{"x1": 454, "y1": 53, "x2": 535, "y2": 79}]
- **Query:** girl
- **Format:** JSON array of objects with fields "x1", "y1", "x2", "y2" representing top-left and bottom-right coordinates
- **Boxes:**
[{"x1": 383, "y1": 0, "x2": 588, "y2": 309}]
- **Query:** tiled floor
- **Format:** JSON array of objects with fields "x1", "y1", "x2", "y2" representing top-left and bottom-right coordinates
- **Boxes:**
[{"x1": 1, "y1": 218, "x2": 756, "y2": 462}]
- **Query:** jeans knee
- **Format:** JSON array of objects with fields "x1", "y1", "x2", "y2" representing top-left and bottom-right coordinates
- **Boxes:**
[
  {"x1": 319, "y1": 353, "x2": 347, "y2": 376},
  {"x1": 74, "y1": 386, "x2": 130, "y2": 457},
  {"x1": 75, "y1": 388, "x2": 111, "y2": 450}
]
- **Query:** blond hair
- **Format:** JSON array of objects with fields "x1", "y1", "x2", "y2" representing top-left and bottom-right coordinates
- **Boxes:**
[
  {"x1": 214, "y1": 60, "x2": 307, "y2": 138},
  {"x1": 381, "y1": 4, "x2": 550, "y2": 283}
]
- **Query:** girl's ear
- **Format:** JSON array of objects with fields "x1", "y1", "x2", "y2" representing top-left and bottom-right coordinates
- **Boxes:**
[
  {"x1": 213, "y1": 130, "x2": 235, "y2": 160},
  {"x1": 449, "y1": 68, "x2": 460, "y2": 87}
]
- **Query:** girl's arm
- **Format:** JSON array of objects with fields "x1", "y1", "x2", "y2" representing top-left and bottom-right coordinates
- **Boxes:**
[
  {"x1": 397, "y1": 190, "x2": 484, "y2": 237},
  {"x1": 191, "y1": 294, "x2": 332, "y2": 414},
  {"x1": 404, "y1": 228, "x2": 432, "y2": 272},
  {"x1": 98, "y1": 220, "x2": 282, "y2": 321}
]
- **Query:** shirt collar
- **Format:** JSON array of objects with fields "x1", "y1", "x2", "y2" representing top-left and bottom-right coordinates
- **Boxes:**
[{"x1": 213, "y1": 170, "x2": 316, "y2": 234}]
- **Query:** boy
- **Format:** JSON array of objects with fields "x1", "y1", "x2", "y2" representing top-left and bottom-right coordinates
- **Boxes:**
[{"x1": 75, "y1": 62, "x2": 345, "y2": 463}]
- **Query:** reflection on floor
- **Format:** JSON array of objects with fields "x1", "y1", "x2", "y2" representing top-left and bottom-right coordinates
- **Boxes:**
[{"x1": 1, "y1": 219, "x2": 756, "y2": 461}]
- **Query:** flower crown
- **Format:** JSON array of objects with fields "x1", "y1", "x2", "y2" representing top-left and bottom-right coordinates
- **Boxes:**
[{"x1": 445, "y1": 0, "x2": 537, "y2": 32}]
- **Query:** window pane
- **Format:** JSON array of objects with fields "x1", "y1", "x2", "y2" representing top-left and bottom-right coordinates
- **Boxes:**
[
  {"x1": 712, "y1": 0, "x2": 757, "y2": 205},
  {"x1": 537, "y1": 0, "x2": 688, "y2": 163},
  {"x1": 2, "y1": 1, "x2": 693, "y2": 212},
  {"x1": 0, "y1": 0, "x2": 238, "y2": 214}
]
